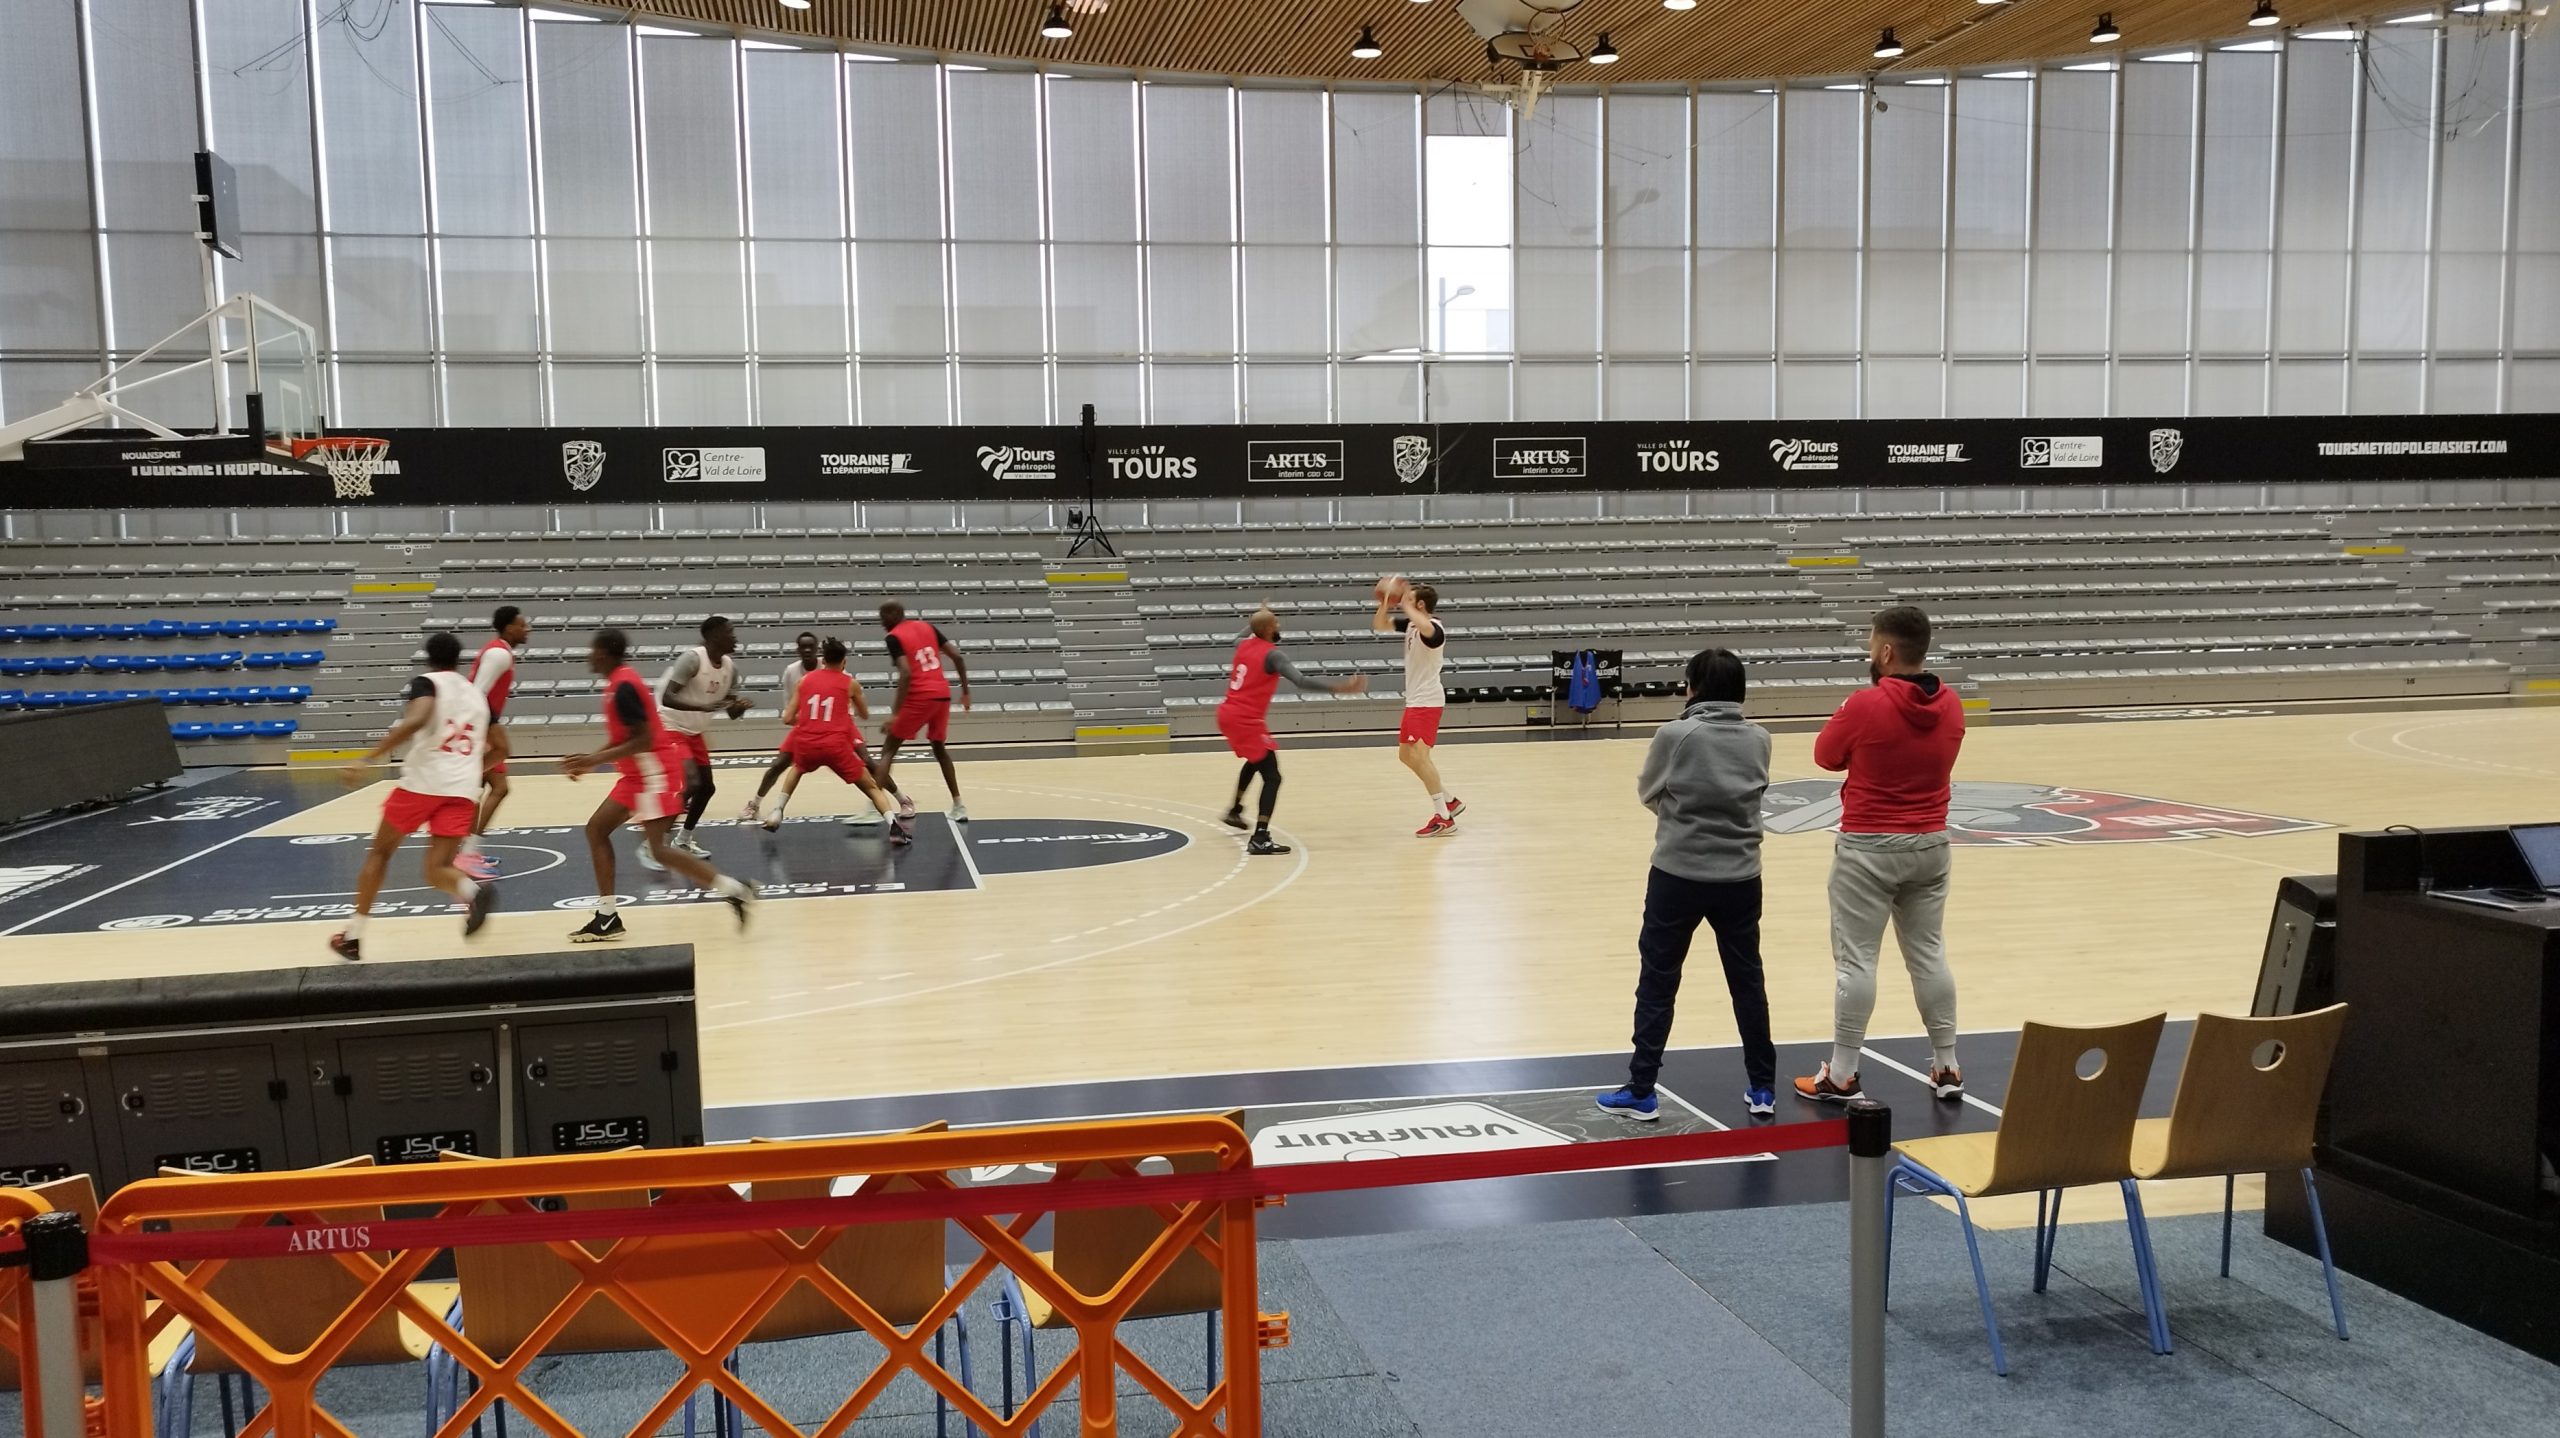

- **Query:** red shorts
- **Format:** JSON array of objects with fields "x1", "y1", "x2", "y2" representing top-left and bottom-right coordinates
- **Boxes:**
[
  {"x1": 774, "y1": 730, "x2": 799, "y2": 760},
  {"x1": 672, "y1": 730, "x2": 713, "y2": 770},
  {"x1": 1217, "y1": 708, "x2": 1274, "y2": 763},
  {"x1": 887, "y1": 693, "x2": 951, "y2": 744},
  {"x1": 607, "y1": 749, "x2": 686, "y2": 823},
  {"x1": 382, "y1": 787, "x2": 476, "y2": 839},
  {"x1": 1398, "y1": 707, "x2": 1444, "y2": 746},
  {"x1": 791, "y1": 738, "x2": 869, "y2": 782}
]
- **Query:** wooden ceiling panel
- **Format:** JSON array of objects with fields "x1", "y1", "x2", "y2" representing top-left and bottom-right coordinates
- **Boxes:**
[{"x1": 599, "y1": 0, "x2": 2448, "y2": 84}]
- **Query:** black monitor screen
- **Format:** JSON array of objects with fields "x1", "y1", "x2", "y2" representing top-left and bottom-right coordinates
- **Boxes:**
[{"x1": 2513, "y1": 823, "x2": 2560, "y2": 891}]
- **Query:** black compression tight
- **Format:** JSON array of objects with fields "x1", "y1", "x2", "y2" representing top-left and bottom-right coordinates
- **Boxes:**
[
  {"x1": 682, "y1": 760, "x2": 716, "y2": 831},
  {"x1": 1235, "y1": 754, "x2": 1281, "y2": 820}
]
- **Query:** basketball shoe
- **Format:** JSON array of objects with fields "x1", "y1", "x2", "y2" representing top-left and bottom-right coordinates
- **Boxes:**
[
  {"x1": 1793, "y1": 1063, "x2": 1864, "y2": 1103},
  {"x1": 1595, "y1": 1087, "x2": 1659, "y2": 1121}
]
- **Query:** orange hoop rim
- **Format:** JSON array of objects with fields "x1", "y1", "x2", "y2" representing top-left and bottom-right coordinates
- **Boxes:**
[{"x1": 286, "y1": 435, "x2": 390, "y2": 458}]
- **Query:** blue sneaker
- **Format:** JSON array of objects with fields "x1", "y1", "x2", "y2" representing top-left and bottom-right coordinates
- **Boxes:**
[
  {"x1": 1745, "y1": 1087, "x2": 1776, "y2": 1117},
  {"x1": 1595, "y1": 1087, "x2": 1659, "y2": 1122}
]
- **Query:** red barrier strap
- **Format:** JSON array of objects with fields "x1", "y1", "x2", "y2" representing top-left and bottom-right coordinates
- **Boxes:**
[{"x1": 86, "y1": 1118, "x2": 1848, "y2": 1266}]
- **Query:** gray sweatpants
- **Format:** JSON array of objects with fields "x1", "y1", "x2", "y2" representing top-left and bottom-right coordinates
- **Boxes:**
[{"x1": 1829, "y1": 831, "x2": 1959, "y2": 1070}]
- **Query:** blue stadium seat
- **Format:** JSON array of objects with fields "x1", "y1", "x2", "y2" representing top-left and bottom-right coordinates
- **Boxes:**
[
  {"x1": 0, "y1": 627, "x2": 22, "y2": 642},
  {"x1": 104, "y1": 623, "x2": 144, "y2": 639},
  {"x1": 283, "y1": 650, "x2": 324, "y2": 667},
  {"x1": 66, "y1": 690, "x2": 109, "y2": 706},
  {"x1": 111, "y1": 689, "x2": 150, "y2": 702},
  {"x1": 233, "y1": 685, "x2": 273, "y2": 704},
  {"x1": 171, "y1": 722, "x2": 213, "y2": 740},
  {"x1": 24, "y1": 693, "x2": 66, "y2": 710},
  {"x1": 142, "y1": 620, "x2": 181, "y2": 639},
  {"x1": 37, "y1": 657, "x2": 81, "y2": 675},
  {"x1": 153, "y1": 689, "x2": 189, "y2": 706},
  {"x1": 276, "y1": 684, "x2": 312, "y2": 702},
  {"x1": 63, "y1": 624, "x2": 102, "y2": 640},
  {"x1": 178, "y1": 621, "x2": 221, "y2": 639},
  {"x1": 294, "y1": 618, "x2": 336, "y2": 634},
  {"x1": 0, "y1": 658, "x2": 36, "y2": 678},
  {"x1": 124, "y1": 654, "x2": 167, "y2": 673},
  {"x1": 0, "y1": 690, "x2": 22, "y2": 709},
  {"x1": 255, "y1": 619, "x2": 297, "y2": 636},
  {"x1": 211, "y1": 721, "x2": 255, "y2": 738},
  {"x1": 217, "y1": 619, "x2": 259, "y2": 638},
  {"x1": 181, "y1": 686, "x2": 228, "y2": 705},
  {"x1": 205, "y1": 650, "x2": 245, "y2": 669},
  {"x1": 160, "y1": 654, "x2": 207, "y2": 672},
  {"x1": 250, "y1": 719, "x2": 297, "y2": 737},
  {"x1": 25, "y1": 625, "x2": 65, "y2": 641},
  {"x1": 87, "y1": 655, "x2": 126, "y2": 674},
  {"x1": 242, "y1": 651, "x2": 284, "y2": 669}
]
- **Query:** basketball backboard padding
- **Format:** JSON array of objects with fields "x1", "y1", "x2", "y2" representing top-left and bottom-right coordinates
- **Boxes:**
[{"x1": 195, "y1": 151, "x2": 242, "y2": 262}]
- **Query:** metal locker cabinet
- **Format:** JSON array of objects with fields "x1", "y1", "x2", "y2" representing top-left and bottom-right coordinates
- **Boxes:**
[
  {"x1": 0, "y1": 1052, "x2": 107, "y2": 1190},
  {"x1": 325, "y1": 1029, "x2": 502, "y2": 1166},
  {"x1": 513, "y1": 1016, "x2": 684, "y2": 1155},
  {"x1": 106, "y1": 1042, "x2": 296, "y2": 1186}
]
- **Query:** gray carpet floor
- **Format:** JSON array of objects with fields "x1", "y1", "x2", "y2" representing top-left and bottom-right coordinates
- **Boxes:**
[{"x1": 95, "y1": 1199, "x2": 2560, "y2": 1437}]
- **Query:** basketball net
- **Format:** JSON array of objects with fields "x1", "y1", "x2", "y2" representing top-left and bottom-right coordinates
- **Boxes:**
[
  {"x1": 294, "y1": 437, "x2": 391, "y2": 499},
  {"x1": 1481, "y1": 71, "x2": 1558, "y2": 124}
]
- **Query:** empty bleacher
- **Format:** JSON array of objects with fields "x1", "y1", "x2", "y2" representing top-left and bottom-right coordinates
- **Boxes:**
[{"x1": 2, "y1": 490, "x2": 2552, "y2": 762}]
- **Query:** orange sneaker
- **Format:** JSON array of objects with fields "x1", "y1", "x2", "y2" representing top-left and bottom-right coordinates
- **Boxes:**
[{"x1": 1793, "y1": 1062, "x2": 1863, "y2": 1104}]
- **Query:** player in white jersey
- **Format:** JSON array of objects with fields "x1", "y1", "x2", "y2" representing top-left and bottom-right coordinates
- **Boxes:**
[
  {"x1": 648, "y1": 615, "x2": 750, "y2": 866},
  {"x1": 459, "y1": 604, "x2": 530, "y2": 881},
  {"x1": 1372, "y1": 579, "x2": 1463, "y2": 837},
  {"x1": 328, "y1": 631, "x2": 499, "y2": 960}
]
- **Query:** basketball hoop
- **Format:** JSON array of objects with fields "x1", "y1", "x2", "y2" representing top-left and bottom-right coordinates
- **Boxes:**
[{"x1": 289, "y1": 435, "x2": 391, "y2": 499}]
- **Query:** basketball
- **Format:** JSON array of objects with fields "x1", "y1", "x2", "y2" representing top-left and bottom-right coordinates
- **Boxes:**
[{"x1": 1375, "y1": 574, "x2": 1408, "y2": 604}]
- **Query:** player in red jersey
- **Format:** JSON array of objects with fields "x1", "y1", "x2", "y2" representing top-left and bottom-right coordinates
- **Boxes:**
[
  {"x1": 740, "y1": 630, "x2": 822, "y2": 824},
  {"x1": 877, "y1": 601, "x2": 973, "y2": 823},
  {"x1": 760, "y1": 638, "x2": 912, "y2": 844},
  {"x1": 560, "y1": 628, "x2": 757, "y2": 942},
  {"x1": 327, "y1": 631, "x2": 499, "y2": 960},
  {"x1": 1218, "y1": 607, "x2": 1367, "y2": 855},
  {"x1": 459, "y1": 605, "x2": 530, "y2": 880}
]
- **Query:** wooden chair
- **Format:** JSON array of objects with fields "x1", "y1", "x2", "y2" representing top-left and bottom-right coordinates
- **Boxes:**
[
  {"x1": 151, "y1": 1158, "x2": 442, "y2": 1438},
  {"x1": 726, "y1": 1126, "x2": 977, "y2": 1438},
  {"x1": 1885, "y1": 1016, "x2": 2170, "y2": 1375},
  {"x1": 2130, "y1": 1004, "x2": 2351, "y2": 1343},
  {"x1": 992, "y1": 1114, "x2": 1241, "y2": 1438}
]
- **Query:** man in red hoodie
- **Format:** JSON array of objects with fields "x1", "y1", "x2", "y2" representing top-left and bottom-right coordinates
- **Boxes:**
[{"x1": 1795, "y1": 605, "x2": 1968, "y2": 1105}]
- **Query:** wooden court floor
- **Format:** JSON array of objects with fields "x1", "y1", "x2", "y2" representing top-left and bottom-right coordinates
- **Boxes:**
[{"x1": 3, "y1": 702, "x2": 2554, "y2": 1112}]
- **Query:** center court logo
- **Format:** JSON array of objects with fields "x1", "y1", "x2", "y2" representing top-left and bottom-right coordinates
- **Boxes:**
[
  {"x1": 561, "y1": 440, "x2": 605, "y2": 491},
  {"x1": 1761, "y1": 779, "x2": 2324, "y2": 846},
  {"x1": 1103, "y1": 445, "x2": 1198, "y2": 481},
  {"x1": 1634, "y1": 438, "x2": 1718, "y2": 474},
  {"x1": 1769, "y1": 437, "x2": 1840, "y2": 472},
  {"x1": 663, "y1": 447, "x2": 767, "y2": 483},
  {"x1": 975, "y1": 444, "x2": 1058, "y2": 482}
]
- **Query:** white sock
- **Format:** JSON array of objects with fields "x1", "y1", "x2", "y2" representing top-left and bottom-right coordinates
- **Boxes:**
[
  {"x1": 1432, "y1": 791, "x2": 1452, "y2": 815},
  {"x1": 454, "y1": 876, "x2": 480, "y2": 901},
  {"x1": 712, "y1": 875, "x2": 748, "y2": 898},
  {"x1": 342, "y1": 913, "x2": 368, "y2": 938},
  {"x1": 596, "y1": 897, "x2": 619, "y2": 915},
  {"x1": 1829, "y1": 1045, "x2": 1862, "y2": 1082},
  {"x1": 460, "y1": 834, "x2": 482, "y2": 856},
  {"x1": 1933, "y1": 1046, "x2": 1960, "y2": 1075},
  {"x1": 770, "y1": 795, "x2": 788, "y2": 818}
]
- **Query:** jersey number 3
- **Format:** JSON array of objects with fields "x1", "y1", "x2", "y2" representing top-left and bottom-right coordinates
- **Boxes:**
[{"x1": 1228, "y1": 662, "x2": 1250, "y2": 691}]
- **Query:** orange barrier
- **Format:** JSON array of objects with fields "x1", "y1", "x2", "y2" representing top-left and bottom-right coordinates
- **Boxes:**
[
  {"x1": 0, "y1": 1188, "x2": 56, "y2": 1435},
  {"x1": 89, "y1": 1116, "x2": 1265, "y2": 1438}
]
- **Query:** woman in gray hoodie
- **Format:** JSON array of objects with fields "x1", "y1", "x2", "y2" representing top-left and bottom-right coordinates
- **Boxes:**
[{"x1": 1597, "y1": 648, "x2": 1778, "y2": 1120}]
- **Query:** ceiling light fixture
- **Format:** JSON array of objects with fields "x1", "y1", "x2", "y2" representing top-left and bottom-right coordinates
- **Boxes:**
[
  {"x1": 1590, "y1": 32, "x2": 1619, "y2": 64},
  {"x1": 779, "y1": 0, "x2": 811, "y2": 10},
  {"x1": 2247, "y1": 0, "x2": 2280, "y2": 26},
  {"x1": 2091, "y1": 12, "x2": 2121, "y2": 42},
  {"x1": 1352, "y1": 24, "x2": 1382, "y2": 60},
  {"x1": 1039, "y1": 3, "x2": 1073, "y2": 40},
  {"x1": 1664, "y1": 0, "x2": 1698, "y2": 10},
  {"x1": 1874, "y1": 27, "x2": 1905, "y2": 58}
]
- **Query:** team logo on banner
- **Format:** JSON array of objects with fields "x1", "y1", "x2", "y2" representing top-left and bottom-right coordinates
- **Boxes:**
[
  {"x1": 1761, "y1": 779, "x2": 2325, "y2": 847},
  {"x1": 561, "y1": 440, "x2": 606, "y2": 492},
  {"x1": 1392, "y1": 433, "x2": 1431, "y2": 484},
  {"x1": 2148, "y1": 428, "x2": 2185, "y2": 474}
]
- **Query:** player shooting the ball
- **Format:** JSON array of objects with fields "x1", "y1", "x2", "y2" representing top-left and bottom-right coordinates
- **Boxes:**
[{"x1": 1372, "y1": 575, "x2": 1461, "y2": 837}]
